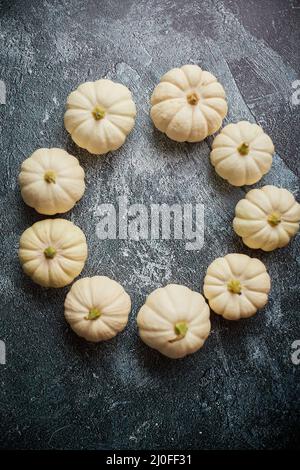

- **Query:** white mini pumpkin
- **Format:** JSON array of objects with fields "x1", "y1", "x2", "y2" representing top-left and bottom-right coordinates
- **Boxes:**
[
  {"x1": 137, "y1": 284, "x2": 211, "y2": 359},
  {"x1": 203, "y1": 253, "x2": 271, "y2": 320},
  {"x1": 150, "y1": 64, "x2": 227, "y2": 142},
  {"x1": 19, "y1": 219, "x2": 88, "y2": 288},
  {"x1": 64, "y1": 79, "x2": 136, "y2": 155},
  {"x1": 210, "y1": 121, "x2": 274, "y2": 186},
  {"x1": 233, "y1": 185, "x2": 300, "y2": 251},
  {"x1": 19, "y1": 148, "x2": 85, "y2": 215},
  {"x1": 64, "y1": 276, "x2": 131, "y2": 342}
]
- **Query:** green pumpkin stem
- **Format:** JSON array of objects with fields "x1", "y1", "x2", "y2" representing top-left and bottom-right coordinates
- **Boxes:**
[
  {"x1": 227, "y1": 279, "x2": 242, "y2": 294},
  {"x1": 44, "y1": 170, "x2": 56, "y2": 184},
  {"x1": 44, "y1": 246, "x2": 56, "y2": 259},
  {"x1": 267, "y1": 212, "x2": 281, "y2": 227},
  {"x1": 237, "y1": 142, "x2": 250, "y2": 156},
  {"x1": 85, "y1": 308, "x2": 101, "y2": 320},
  {"x1": 169, "y1": 321, "x2": 188, "y2": 343},
  {"x1": 187, "y1": 92, "x2": 199, "y2": 105},
  {"x1": 92, "y1": 106, "x2": 105, "y2": 120}
]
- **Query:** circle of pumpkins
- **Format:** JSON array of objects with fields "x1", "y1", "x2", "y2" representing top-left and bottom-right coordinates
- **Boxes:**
[{"x1": 18, "y1": 64, "x2": 300, "y2": 359}]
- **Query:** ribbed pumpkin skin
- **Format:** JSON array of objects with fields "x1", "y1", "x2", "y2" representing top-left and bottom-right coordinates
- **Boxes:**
[
  {"x1": 18, "y1": 219, "x2": 87, "y2": 288},
  {"x1": 233, "y1": 186, "x2": 300, "y2": 251},
  {"x1": 64, "y1": 79, "x2": 136, "y2": 155},
  {"x1": 203, "y1": 253, "x2": 271, "y2": 320},
  {"x1": 64, "y1": 276, "x2": 131, "y2": 342},
  {"x1": 19, "y1": 148, "x2": 85, "y2": 215},
  {"x1": 210, "y1": 121, "x2": 274, "y2": 186},
  {"x1": 137, "y1": 284, "x2": 211, "y2": 359},
  {"x1": 150, "y1": 64, "x2": 227, "y2": 143}
]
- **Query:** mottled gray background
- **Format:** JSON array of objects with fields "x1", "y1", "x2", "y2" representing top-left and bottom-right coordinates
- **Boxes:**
[{"x1": 0, "y1": 0, "x2": 299, "y2": 450}]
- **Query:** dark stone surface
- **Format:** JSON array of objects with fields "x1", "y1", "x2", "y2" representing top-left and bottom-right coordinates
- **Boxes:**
[{"x1": 0, "y1": 0, "x2": 299, "y2": 450}]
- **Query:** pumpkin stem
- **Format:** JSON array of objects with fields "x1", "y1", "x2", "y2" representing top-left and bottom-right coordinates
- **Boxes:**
[
  {"x1": 227, "y1": 279, "x2": 242, "y2": 294},
  {"x1": 85, "y1": 308, "x2": 101, "y2": 320},
  {"x1": 237, "y1": 142, "x2": 250, "y2": 156},
  {"x1": 44, "y1": 246, "x2": 56, "y2": 259},
  {"x1": 187, "y1": 92, "x2": 199, "y2": 105},
  {"x1": 169, "y1": 321, "x2": 188, "y2": 343},
  {"x1": 267, "y1": 212, "x2": 281, "y2": 227},
  {"x1": 92, "y1": 106, "x2": 105, "y2": 120},
  {"x1": 44, "y1": 170, "x2": 56, "y2": 184}
]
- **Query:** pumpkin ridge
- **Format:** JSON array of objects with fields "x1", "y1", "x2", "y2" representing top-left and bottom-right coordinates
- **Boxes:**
[
  {"x1": 20, "y1": 180, "x2": 43, "y2": 193},
  {"x1": 87, "y1": 82, "x2": 100, "y2": 106},
  {"x1": 55, "y1": 182, "x2": 77, "y2": 203},
  {"x1": 196, "y1": 107, "x2": 209, "y2": 138},
  {"x1": 22, "y1": 258, "x2": 41, "y2": 277},
  {"x1": 94, "y1": 317, "x2": 119, "y2": 335},
  {"x1": 65, "y1": 300, "x2": 88, "y2": 318},
  {"x1": 55, "y1": 172, "x2": 84, "y2": 181},
  {"x1": 71, "y1": 118, "x2": 97, "y2": 138},
  {"x1": 188, "y1": 326, "x2": 208, "y2": 341},
  {"x1": 166, "y1": 106, "x2": 187, "y2": 135},
  {"x1": 56, "y1": 234, "x2": 87, "y2": 251},
  {"x1": 198, "y1": 105, "x2": 221, "y2": 135},
  {"x1": 152, "y1": 97, "x2": 186, "y2": 107},
  {"x1": 105, "y1": 118, "x2": 128, "y2": 138},
  {"x1": 165, "y1": 284, "x2": 191, "y2": 313},
  {"x1": 31, "y1": 222, "x2": 50, "y2": 246},
  {"x1": 56, "y1": 250, "x2": 85, "y2": 262},
  {"x1": 189, "y1": 307, "x2": 210, "y2": 326},
  {"x1": 264, "y1": 229, "x2": 280, "y2": 250},
  {"x1": 223, "y1": 255, "x2": 236, "y2": 278},
  {"x1": 186, "y1": 290, "x2": 205, "y2": 321},
  {"x1": 279, "y1": 198, "x2": 297, "y2": 215},
  {"x1": 238, "y1": 255, "x2": 256, "y2": 281},
  {"x1": 246, "y1": 157, "x2": 262, "y2": 177},
  {"x1": 31, "y1": 151, "x2": 53, "y2": 170},
  {"x1": 97, "y1": 289, "x2": 128, "y2": 311},
  {"x1": 49, "y1": 219, "x2": 62, "y2": 246},
  {"x1": 213, "y1": 149, "x2": 237, "y2": 165},
  {"x1": 69, "y1": 284, "x2": 90, "y2": 309},
  {"x1": 237, "y1": 122, "x2": 251, "y2": 142},
  {"x1": 106, "y1": 96, "x2": 135, "y2": 111},
  {"x1": 65, "y1": 311, "x2": 87, "y2": 324},
  {"x1": 64, "y1": 111, "x2": 93, "y2": 135},
  {"x1": 147, "y1": 294, "x2": 175, "y2": 322},
  {"x1": 250, "y1": 152, "x2": 272, "y2": 172},
  {"x1": 160, "y1": 73, "x2": 189, "y2": 92},
  {"x1": 212, "y1": 143, "x2": 236, "y2": 150},
  {"x1": 73, "y1": 87, "x2": 96, "y2": 108},
  {"x1": 242, "y1": 268, "x2": 269, "y2": 283},
  {"x1": 66, "y1": 102, "x2": 93, "y2": 112},
  {"x1": 242, "y1": 198, "x2": 269, "y2": 217},
  {"x1": 181, "y1": 66, "x2": 195, "y2": 88},
  {"x1": 243, "y1": 284, "x2": 269, "y2": 294},
  {"x1": 140, "y1": 307, "x2": 171, "y2": 329},
  {"x1": 242, "y1": 290, "x2": 267, "y2": 309},
  {"x1": 199, "y1": 102, "x2": 224, "y2": 120},
  {"x1": 160, "y1": 79, "x2": 183, "y2": 91},
  {"x1": 186, "y1": 107, "x2": 195, "y2": 141},
  {"x1": 200, "y1": 97, "x2": 227, "y2": 114},
  {"x1": 53, "y1": 156, "x2": 82, "y2": 170},
  {"x1": 47, "y1": 261, "x2": 57, "y2": 288},
  {"x1": 238, "y1": 292, "x2": 257, "y2": 310},
  {"x1": 204, "y1": 288, "x2": 225, "y2": 302},
  {"x1": 56, "y1": 257, "x2": 81, "y2": 275},
  {"x1": 22, "y1": 159, "x2": 45, "y2": 173},
  {"x1": 240, "y1": 224, "x2": 270, "y2": 240},
  {"x1": 203, "y1": 276, "x2": 225, "y2": 286},
  {"x1": 250, "y1": 189, "x2": 275, "y2": 212},
  {"x1": 281, "y1": 220, "x2": 300, "y2": 232}
]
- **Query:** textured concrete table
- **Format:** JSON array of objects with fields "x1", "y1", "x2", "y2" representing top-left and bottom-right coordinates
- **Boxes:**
[{"x1": 0, "y1": 0, "x2": 299, "y2": 450}]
